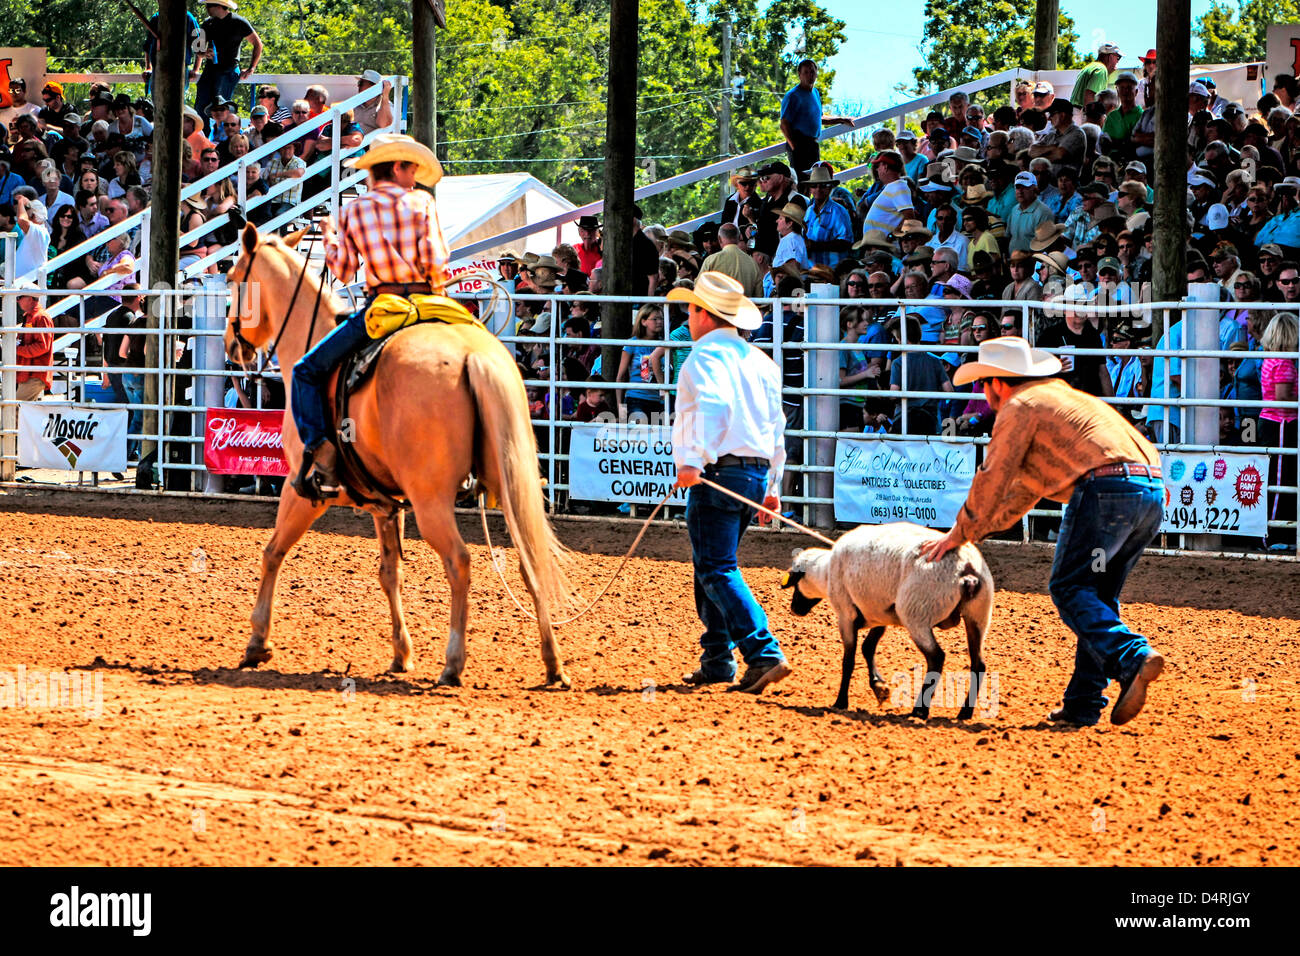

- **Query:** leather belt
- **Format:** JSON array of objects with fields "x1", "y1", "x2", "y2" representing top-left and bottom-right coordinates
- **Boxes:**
[
  {"x1": 370, "y1": 282, "x2": 433, "y2": 296},
  {"x1": 1083, "y1": 462, "x2": 1162, "y2": 481},
  {"x1": 713, "y1": 454, "x2": 770, "y2": 469}
]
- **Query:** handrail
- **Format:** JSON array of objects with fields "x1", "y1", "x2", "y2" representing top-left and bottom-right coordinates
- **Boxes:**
[{"x1": 449, "y1": 68, "x2": 1028, "y2": 259}]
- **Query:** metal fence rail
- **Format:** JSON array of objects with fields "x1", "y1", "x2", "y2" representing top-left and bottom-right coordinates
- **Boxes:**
[{"x1": 1, "y1": 282, "x2": 1296, "y2": 559}]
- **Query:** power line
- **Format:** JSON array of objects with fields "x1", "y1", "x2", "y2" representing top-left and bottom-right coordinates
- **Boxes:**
[{"x1": 438, "y1": 94, "x2": 715, "y2": 146}]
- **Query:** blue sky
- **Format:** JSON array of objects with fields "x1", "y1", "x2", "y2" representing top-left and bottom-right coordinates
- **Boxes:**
[{"x1": 817, "y1": 0, "x2": 1219, "y2": 111}]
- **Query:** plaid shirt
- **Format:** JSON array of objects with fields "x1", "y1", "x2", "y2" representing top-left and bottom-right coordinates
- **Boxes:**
[{"x1": 325, "y1": 181, "x2": 449, "y2": 290}]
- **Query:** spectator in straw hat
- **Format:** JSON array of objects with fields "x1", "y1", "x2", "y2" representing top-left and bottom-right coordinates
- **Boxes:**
[
  {"x1": 667, "y1": 272, "x2": 791, "y2": 694},
  {"x1": 800, "y1": 165, "x2": 853, "y2": 268},
  {"x1": 722, "y1": 166, "x2": 759, "y2": 228},
  {"x1": 771, "y1": 202, "x2": 809, "y2": 273},
  {"x1": 194, "y1": 1, "x2": 263, "y2": 136},
  {"x1": 922, "y1": 334, "x2": 1165, "y2": 728}
]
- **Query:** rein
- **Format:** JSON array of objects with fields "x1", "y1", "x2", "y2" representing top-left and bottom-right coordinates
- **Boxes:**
[{"x1": 228, "y1": 231, "x2": 329, "y2": 381}]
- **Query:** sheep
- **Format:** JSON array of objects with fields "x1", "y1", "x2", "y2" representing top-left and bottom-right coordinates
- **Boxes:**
[{"x1": 780, "y1": 522, "x2": 994, "y2": 719}]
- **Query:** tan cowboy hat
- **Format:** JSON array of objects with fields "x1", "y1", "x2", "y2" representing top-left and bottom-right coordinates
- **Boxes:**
[
  {"x1": 960, "y1": 184, "x2": 995, "y2": 205},
  {"x1": 805, "y1": 263, "x2": 837, "y2": 284},
  {"x1": 182, "y1": 105, "x2": 202, "y2": 124},
  {"x1": 666, "y1": 271, "x2": 762, "y2": 331},
  {"x1": 206, "y1": 0, "x2": 238, "y2": 8},
  {"x1": 1033, "y1": 250, "x2": 1069, "y2": 276},
  {"x1": 853, "y1": 229, "x2": 896, "y2": 252},
  {"x1": 345, "y1": 132, "x2": 443, "y2": 187},
  {"x1": 773, "y1": 259, "x2": 804, "y2": 281},
  {"x1": 664, "y1": 229, "x2": 696, "y2": 251},
  {"x1": 182, "y1": 194, "x2": 207, "y2": 211},
  {"x1": 904, "y1": 246, "x2": 933, "y2": 264},
  {"x1": 1029, "y1": 221, "x2": 1067, "y2": 252},
  {"x1": 776, "y1": 202, "x2": 805, "y2": 227},
  {"x1": 892, "y1": 219, "x2": 932, "y2": 240},
  {"x1": 952, "y1": 336, "x2": 1061, "y2": 386},
  {"x1": 729, "y1": 165, "x2": 758, "y2": 186},
  {"x1": 527, "y1": 255, "x2": 559, "y2": 272},
  {"x1": 800, "y1": 165, "x2": 840, "y2": 187}
]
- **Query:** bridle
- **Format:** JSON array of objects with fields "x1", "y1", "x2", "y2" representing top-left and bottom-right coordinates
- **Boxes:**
[{"x1": 227, "y1": 231, "x2": 328, "y2": 382}]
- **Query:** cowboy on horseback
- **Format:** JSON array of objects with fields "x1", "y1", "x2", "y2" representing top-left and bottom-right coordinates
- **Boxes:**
[{"x1": 291, "y1": 132, "x2": 450, "y2": 501}]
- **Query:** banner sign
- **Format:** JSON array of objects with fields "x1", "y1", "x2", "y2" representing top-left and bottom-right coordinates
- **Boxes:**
[
  {"x1": 1159, "y1": 452, "x2": 1270, "y2": 537},
  {"x1": 0, "y1": 49, "x2": 48, "y2": 109},
  {"x1": 444, "y1": 257, "x2": 502, "y2": 295},
  {"x1": 203, "y1": 408, "x2": 290, "y2": 476},
  {"x1": 1267, "y1": 24, "x2": 1300, "y2": 85},
  {"x1": 567, "y1": 423, "x2": 688, "y2": 506},
  {"x1": 18, "y1": 405, "x2": 127, "y2": 472},
  {"x1": 834, "y1": 438, "x2": 976, "y2": 528}
]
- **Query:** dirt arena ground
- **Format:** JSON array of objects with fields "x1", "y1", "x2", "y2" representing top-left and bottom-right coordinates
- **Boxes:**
[{"x1": 0, "y1": 489, "x2": 1296, "y2": 866}]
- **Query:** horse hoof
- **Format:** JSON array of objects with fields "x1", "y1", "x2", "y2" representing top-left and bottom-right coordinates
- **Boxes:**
[
  {"x1": 548, "y1": 671, "x2": 572, "y2": 689},
  {"x1": 910, "y1": 707, "x2": 930, "y2": 720},
  {"x1": 871, "y1": 683, "x2": 890, "y2": 704},
  {"x1": 239, "y1": 649, "x2": 271, "y2": 668},
  {"x1": 437, "y1": 670, "x2": 462, "y2": 687},
  {"x1": 956, "y1": 706, "x2": 974, "y2": 720},
  {"x1": 832, "y1": 697, "x2": 849, "y2": 710},
  {"x1": 389, "y1": 659, "x2": 413, "y2": 674}
]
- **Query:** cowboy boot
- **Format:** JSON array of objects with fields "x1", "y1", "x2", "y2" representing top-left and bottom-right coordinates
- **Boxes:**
[{"x1": 309, "y1": 442, "x2": 342, "y2": 498}]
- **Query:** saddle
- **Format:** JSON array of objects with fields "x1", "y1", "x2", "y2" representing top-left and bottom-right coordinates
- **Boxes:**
[{"x1": 325, "y1": 295, "x2": 484, "y2": 515}]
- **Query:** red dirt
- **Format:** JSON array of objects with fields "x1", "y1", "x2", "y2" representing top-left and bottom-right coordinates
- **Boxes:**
[{"x1": 0, "y1": 489, "x2": 1296, "y2": 866}]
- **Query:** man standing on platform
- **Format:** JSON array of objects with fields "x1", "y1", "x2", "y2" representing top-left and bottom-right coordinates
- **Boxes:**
[
  {"x1": 194, "y1": 1, "x2": 263, "y2": 136},
  {"x1": 669, "y1": 272, "x2": 791, "y2": 695},
  {"x1": 779, "y1": 59, "x2": 854, "y2": 177}
]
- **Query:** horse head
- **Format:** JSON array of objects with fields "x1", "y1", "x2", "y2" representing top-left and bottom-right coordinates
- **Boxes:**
[{"x1": 224, "y1": 222, "x2": 314, "y2": 367}]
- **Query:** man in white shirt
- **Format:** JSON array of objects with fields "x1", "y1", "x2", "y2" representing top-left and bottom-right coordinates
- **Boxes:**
[
  {"x1": 13, "y1": 193, "x2": 49, "y2": 282},
  {"x1": 860, "y1": 149, "x2": 914, "y2": 235},
  {"x1": 771, "y1": 202, "x2": 809, "y2": 272},
  {"x1": 924, "y1": 204, "x2": 969, "y2": 262},
  {"x1": 668, "y1": 272, "x2": 792, "y2": 695}
]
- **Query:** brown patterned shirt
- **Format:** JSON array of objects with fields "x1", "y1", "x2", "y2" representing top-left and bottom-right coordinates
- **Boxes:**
[{"x1": 954, "y1": 377, "x2": 1159, "y2": 543}]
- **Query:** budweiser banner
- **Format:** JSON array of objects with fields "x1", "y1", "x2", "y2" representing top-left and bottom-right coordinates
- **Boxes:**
[
  {"x1": 18, "y1": 405, "x2": 127, "y2": 472},
  {"x1": 204, "y1": 408, "x2": 289, "y2": 476}
]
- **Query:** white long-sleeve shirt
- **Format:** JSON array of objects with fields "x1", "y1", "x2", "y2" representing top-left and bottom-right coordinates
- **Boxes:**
[{"x1": 672, "y1": 327, "x2": 786, "y2": 497}]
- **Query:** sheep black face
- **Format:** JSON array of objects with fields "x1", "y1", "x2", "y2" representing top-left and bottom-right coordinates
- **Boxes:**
[{"x1": 780, "y1": 570, "x2": 822, "y2": 615}]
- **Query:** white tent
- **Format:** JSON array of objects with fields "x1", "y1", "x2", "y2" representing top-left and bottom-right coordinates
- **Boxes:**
[{"x1": 438, "y1": 173, "x2": 581, "y2": 262}]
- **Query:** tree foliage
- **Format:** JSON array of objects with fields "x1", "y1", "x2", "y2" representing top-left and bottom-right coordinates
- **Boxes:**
[
  {"x1": 912, "y1": 0, "x2": 1083, "y2": 95},
  {"x1": 1194, "y1": 0, "x2": 1300, "y2": 64},
  {"x1": 1, "y1": 0, "x2": 854, "y2": 224}
]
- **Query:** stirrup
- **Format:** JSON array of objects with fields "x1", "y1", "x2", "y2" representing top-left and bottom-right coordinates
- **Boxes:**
[{"x1": 291, "y1": 451, "x2": 340, "y2": 505}]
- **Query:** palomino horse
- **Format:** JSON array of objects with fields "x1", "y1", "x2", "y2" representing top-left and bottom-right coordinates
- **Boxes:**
[{"x1": 223, "y1": 223, "x2": 574, "y2": 687}]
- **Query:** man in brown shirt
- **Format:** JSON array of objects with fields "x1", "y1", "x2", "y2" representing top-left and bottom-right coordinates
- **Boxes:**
[{"x1": 922, "y1": 337, "x2": 1166, "y2": 727}]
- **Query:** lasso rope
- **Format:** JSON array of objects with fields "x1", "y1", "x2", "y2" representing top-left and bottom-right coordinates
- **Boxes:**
[{"x1": 478, "y1": 475, "x2": 836, "y2": 624}]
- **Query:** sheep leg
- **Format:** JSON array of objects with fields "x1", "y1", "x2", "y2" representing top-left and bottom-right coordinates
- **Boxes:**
[
  {"x1": 834, "y1": 610, "x2": 859, "y2": 710},
  {"x1": 907, "y1": 626, "x2": 945, "y2": 720},
  {"x1": 861, "y1": 626, "x2": 889, "y2": 704},
  {"x1": 957, "y1": 620, "x2": 986, "y2": 721}
]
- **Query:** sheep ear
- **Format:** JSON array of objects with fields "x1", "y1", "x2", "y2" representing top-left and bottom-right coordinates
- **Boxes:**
[{"x1": 780, "y1": 570, "x2": 803, "y2": 590}]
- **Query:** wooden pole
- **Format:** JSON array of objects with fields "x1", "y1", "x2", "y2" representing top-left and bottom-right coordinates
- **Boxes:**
[
  {"x1": 601, "y1": 0, "x2": 638, "y2": 380},
  {"x1": 1152, "y1": 0, "x2": 1191, "y2": 340},
  {"x1": 1033, "y1": 0, "x2": 1059, "y2": 71},
  {"x1": 719, "y1": 16, "x2": 732, "y2": 207},
  {"x1": 142, "y1": 0, "x2": 186, "y2": 485},
  {"x1": 411, "y1": 1, "x2": 436, "y2": 157}
]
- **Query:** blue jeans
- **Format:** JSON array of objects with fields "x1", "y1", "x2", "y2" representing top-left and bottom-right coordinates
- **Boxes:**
[
  {"x1": 122, "y1": 373, "x2": 145, "y2": 460},
  {"x1": 1049, "y1": 475, "x2": 1164, "y2": 724},
  {"x1": 686, "y1": 462, "x2": 784, "y2": 678},
  {"x1": 194, "y1": 67, "x2": 240, "y2": 136},
  {"x1": 291, "y1": 304, "x2": 370, "y2": 452}
]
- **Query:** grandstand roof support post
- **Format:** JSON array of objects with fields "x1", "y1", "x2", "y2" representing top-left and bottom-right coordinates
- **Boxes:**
[
  {"x1": 601, "y1": 0, "x2": 639, "y2": 379},
  {"x1": 1151, "y1": 0, "x2": 1191, "y2": 341},
  {"x1": 1033, "y1": 0, "x2": 1059, "y2": 71},
  {"x1": 144, "y1": 0, "x2": 187, "y2": 478},
  {"x1": 411, "y1": 1, "x2": 438, "y2": 166}
]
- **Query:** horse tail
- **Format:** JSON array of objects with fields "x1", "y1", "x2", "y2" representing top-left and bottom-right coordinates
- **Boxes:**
[{"x1": 464, "y1": 349, "x2": 577, "y2": 616}]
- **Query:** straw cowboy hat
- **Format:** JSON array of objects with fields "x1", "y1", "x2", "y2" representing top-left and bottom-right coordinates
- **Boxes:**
[
  {"x1": 666, "y1": 271, "x2": 762, "y2": 330},
  {"x1": 853, "y1": 229, "x2": 896, "y2": 252},
  {"x1": 952, "y1": 336, "x2": 1061, "y2": 386},
  {"x1": 805, "y1": 263, "x2": 837, "y2": 284},
  {"x1": 776, "y1": 202, "x2": 805, "y2": 227},
  {"x1": 345, "y1": 132, "x2": 443, "y2": 187},
  {"x1": 893, "y1": 219, "x2": 932, "y2": 241},
  {"x1": 1033, "y1": 250, "x2": 1069, "y2": 276},
  {"x1": 729, "y1": 165, "x2": 758, "y2": 186},
  {"x1": 527, "y1": 255, "x2": 560, "y2": 272},
  {"x1": 800, "y1": 165, "x2": 840, "y2": 188},
  {"x1": 206, "y1": 0, "x2": 238, "y2": 8},
  {"x1": 960, "y1": 184, "x2": 995, "y2": 205},
  {"x1": 1029, "y1": 221, "x2": 1067, "y2": 252}
]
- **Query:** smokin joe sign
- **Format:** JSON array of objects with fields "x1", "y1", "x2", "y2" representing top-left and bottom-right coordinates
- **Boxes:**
[
  {"x1": 567, "y1": 423, "x2": 689, "y2": 506},
  {"x1": 1158, "y1": 452, "x2": 1269, "y2": 537}
]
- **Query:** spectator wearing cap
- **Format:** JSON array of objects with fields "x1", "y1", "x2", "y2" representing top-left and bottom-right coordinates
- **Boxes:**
[
  {"x1": 1006, "y1": 170, "x2": 1053, "y2": 253},
  {"x1": 800, "y1": 166, "x2": 853, "y2": 269},
  {"x1": 258, "y1": 85, "x2": 292, "y2": 125},
  {"x1": 859, "y1": 148, "x2": 914, "y2": 237},
  {"x1": 194, "y1": 0, "x2": 263, "y2": 136},
  {"x1": 354, "y1": 70, "x2": 395, "y2": 137},
  {"x1": 895, "y1": 129, "x2": 926, "y2": 181},
  {"x1": 1189, "y1": 82, "x2": 1214, "y2": 154},
  {"x1": 11, "y1": 190, "x2": 50, "y2": 281},
  {"x1": 143, "y1": 7, "x2": 200, "y2": 96},
  {"x1": 1029, "y1": 99, "x2": 1086, "y2": 178},
  {"x1": 779, "y1": 58, "x2": 854, "y2": 176},
  {"x1": 754, "y1": 161, "x2": 800, "y2": 255},
  {"x1": 1030, "y1": 81, "x2": 1055, "y2": 115},
  {"x1": 1255, "y1": 176, "x2": 1300, "y2": 255},
  {"x1": 244, "y1": 105, "x2": 271, "y2": 148},
  {"x1": 1040, "y1": 287, "x2": 1112, "y2": 396},
  {"x1": 1072, "y1": 43, "x2": 1122, "y2": 108},
  {"x1": 922, "y1": 120, "x2": 950, "y2": 161},
  {"x1": 36, "y1": 82, "x2": 75, "y2": 133},
  {"x1": 1027, "y1": 156, "x2": 1061, "y2": 210}
]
